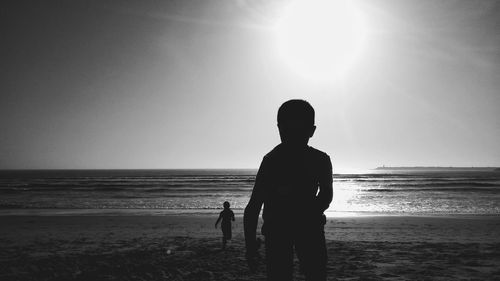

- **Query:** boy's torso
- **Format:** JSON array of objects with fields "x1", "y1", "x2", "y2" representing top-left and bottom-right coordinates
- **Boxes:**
[
  {"x1": 260, "y1": 144, "x2": 330, "y2": 231},
  {"x1": 220, "y1": 209, "x2": 233, "y2": 224}
]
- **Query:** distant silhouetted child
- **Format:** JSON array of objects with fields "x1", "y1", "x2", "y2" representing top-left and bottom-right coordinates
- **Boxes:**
[
  {"x1": 215, "y1": 201, "x2": 235, "y2": 249},
  {"x1": 244, "y1": 99, "x2": 333, "y2": 281}
]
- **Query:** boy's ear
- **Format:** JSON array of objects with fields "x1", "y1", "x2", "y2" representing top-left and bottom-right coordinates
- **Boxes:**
[{"x1": 309, "y1": 125, "x2": 316, "y2": 138}]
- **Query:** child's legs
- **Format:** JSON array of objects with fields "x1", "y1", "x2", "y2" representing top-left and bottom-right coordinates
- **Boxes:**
[
  {"x1": 295, "y1": 229, "x2": 327, "y2": 281},
  {"x1": 222, "y1": 236, "x2": 227, "y2": 249},
  {"x1": 265, "y1": 234, "x2": 294, "y2": 281}
]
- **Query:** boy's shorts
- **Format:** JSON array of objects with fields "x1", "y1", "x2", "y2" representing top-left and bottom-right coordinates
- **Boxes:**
[
  {"x1": 263, "y1": 215, "x2": 327, "y2": 281},
  {"x1": 222, "y1": 223, "x2": 232, "y2": 240}
]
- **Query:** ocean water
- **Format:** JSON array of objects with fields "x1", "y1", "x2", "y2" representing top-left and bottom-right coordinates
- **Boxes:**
[{"x1": 0, "y1": 169, "x2": 499, "y2": 216}]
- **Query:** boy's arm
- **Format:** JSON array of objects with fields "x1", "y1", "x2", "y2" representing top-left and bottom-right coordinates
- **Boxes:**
[
  {"x1": 316, "y1": 155, "x2": 333, "y2": 214},
  {"x1": 215, "y1": 212, "x2": 222, "y2": 228},
  {"x1": 244, "y1": 157, "x2": 266, "y2": 259}
]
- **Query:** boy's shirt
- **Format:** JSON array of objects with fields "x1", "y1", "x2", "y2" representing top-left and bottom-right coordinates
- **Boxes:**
[
  {"x1": 220, "y1": 209, "x2": 234, "y2": 225},
  {"x1": 250, "y1": 144, "x2": 332, "y2": 235}
]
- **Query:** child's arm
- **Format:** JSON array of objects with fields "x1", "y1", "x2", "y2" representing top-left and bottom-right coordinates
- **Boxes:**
[
  {"x1": 316, "y1": 155, "x2": 333, "y2": 214},
  {"x1": 215, "y1": 212, "x2": 222, "y2": 228}
]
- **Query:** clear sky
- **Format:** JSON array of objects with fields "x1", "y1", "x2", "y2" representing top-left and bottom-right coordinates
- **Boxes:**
[{"x1": 1, "y1": 0, "x2": 499, "y2": 171}]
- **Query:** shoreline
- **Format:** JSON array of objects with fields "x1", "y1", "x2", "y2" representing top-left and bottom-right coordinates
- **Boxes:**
[{"x1": 1, "y1": 213, "x2": 499, "y2": 243}]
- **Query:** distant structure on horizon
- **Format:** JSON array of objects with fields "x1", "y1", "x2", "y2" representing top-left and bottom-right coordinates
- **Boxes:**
[{"x1": 374, "y1": 166, "x2": 500, "y2": 172}]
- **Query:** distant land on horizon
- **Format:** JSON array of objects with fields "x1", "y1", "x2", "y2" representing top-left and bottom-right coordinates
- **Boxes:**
[{"x1": 374, "y1": 166, "x2": 500, "y2": 172}]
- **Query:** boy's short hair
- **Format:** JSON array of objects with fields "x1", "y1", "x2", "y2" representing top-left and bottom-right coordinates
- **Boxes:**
[
  {"x1": 277, "y1": 99, "x2": 315, "y2": 126},
  {"x1": 223, "y1": 201, "x2": 230, "y2": 208}
]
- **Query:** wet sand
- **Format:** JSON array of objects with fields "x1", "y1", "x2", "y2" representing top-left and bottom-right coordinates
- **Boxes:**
[{"x1": 1, "y1": 214, "x2": 499, "y2": 280}]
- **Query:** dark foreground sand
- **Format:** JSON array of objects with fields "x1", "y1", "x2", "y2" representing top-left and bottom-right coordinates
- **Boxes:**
[{"x1": 1, "y1": 214, "x2": 499, "y2": 280}]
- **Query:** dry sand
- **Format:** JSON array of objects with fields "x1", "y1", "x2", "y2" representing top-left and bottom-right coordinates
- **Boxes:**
[{"x1": 1, "y1": 214, "x2": 499, "y2": 280}]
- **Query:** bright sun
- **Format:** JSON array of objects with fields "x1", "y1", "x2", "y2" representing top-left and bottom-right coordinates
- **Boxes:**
[{"x1": 274, "y1": 0, "x2": 367, "y2": 81}]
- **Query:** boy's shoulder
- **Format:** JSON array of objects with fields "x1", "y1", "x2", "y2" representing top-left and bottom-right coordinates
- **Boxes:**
[
  {"x1": 265, "y1": 144, "x2": 330, "y2": 160},
  {"x1": 307, "y1": 146, "x2": 330, "y2": 159}
]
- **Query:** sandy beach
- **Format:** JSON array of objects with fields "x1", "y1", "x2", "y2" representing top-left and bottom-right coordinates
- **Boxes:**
[{"x1": 1, "y1": 214, "x2": 499, "y2": 280}]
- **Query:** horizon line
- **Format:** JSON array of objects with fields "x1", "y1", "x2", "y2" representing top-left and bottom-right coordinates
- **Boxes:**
[{"x1": 1, "y1": 166, "x2": 499, "y2": 171}]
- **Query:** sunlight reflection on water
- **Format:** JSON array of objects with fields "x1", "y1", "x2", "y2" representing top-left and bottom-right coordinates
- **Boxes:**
[{"x1": 1, "y1": 170, "x2": 499, "y2": 216}]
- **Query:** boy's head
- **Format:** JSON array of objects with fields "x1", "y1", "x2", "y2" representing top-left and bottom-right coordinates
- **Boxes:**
[
  {"x1": 223, "y1": 201, "x2": 230, "y2": 209},
  {"x1": 277, "y1": 99, "x2": 316, "y2": 146}
]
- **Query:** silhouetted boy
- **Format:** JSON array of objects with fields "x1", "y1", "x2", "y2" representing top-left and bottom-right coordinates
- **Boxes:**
[
  {"x1": 244, "y1": 99, "x2": 333, "y2": 281},
  {"x1": 215, "y1": 201, "x2": 235, "y2": 249}
]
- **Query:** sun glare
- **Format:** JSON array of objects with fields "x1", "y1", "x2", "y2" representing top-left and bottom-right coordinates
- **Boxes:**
[{"x1": 274, "y1": 0, "x2": 367, "y2": 81}]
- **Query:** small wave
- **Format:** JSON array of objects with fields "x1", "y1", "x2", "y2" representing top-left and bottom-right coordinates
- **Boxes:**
[
  {"x1": 366, "y1": 181, "x2": 500, "y2": 188},
  {"x1": 366, "y1": 186, "x2": 500, "y2": 193}
]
